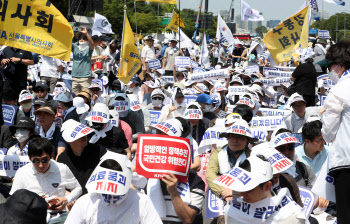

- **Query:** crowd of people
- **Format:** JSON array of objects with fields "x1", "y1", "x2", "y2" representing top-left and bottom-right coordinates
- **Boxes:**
[{"x1": 0, "y1": 23, "x2": 348, "y2": 224}]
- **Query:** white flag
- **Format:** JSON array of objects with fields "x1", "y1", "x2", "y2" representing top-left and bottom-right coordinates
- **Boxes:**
[
  {"x1": 324, "y1": 0, "x2": 345, "y2": 5},
  {"x1": 176, "y1": 29, "x2": 194, "y2": 49},
  {"x1": 241, "y1": 0, "x2": 264, "y2": 21},
  {"x1": 216, "y1": 13, "x2": 235, "y2": 46},
  {"x1": 200, "y1": 34, "x2": 210, "y2": 68},
  {"x1": 92, "y1": 12, "x2": 115, "y2": 36}
]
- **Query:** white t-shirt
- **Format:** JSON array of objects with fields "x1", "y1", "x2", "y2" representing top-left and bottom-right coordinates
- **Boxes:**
[
  {"x1": 40, "y1": 55, "x2": 62, "y2": 78},
  {"x1": 65, "y1": 189, "x2": 163, "y2": 224},
  {"x1": 141, "y1": 45, "x2": 156, "y2": 62}
]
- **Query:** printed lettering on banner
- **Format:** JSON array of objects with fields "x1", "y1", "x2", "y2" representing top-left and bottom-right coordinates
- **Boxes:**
[
  {"x1": 148, "y1": 59, "x2": 162, "y2": 70},
  {"x1": 149, "y1": 110, "x2": 161, "y2": 124},
  {"x1": 245, "y1": 65, "x2": 259, "y2": 74},
  {"x1": 266, "y1": 70, "x2": 292, "y2": 78},
  {"x1": 228, "y1": 86, "x2": 247, "y2": 95},
  {"x1": 214, "y1": 167, "x2": 252, "y2": 189},
  {"x1": 0, "y1": 155, "x2": 31, "y2": 177},
  {"x1": 250, "y1": 116, "x2": 283, "y2": 131},
  {"x1": 87, "y1": 168, "x2": 128, "y2": 195},
  {"x1": 299, "y1": 186, "x2": 316, "y2": 218},
  {"x1": 263, "y1": 67, "x2": 277, "y2": 76},
  {"x1": 319, "y1": 95, "x2": 327, "y2": 106},
  {"x1": 175, "y1": 56, "x2": 191, "y2": 67},
  {"x1": 136, "y1": 134, "x2": 191, "y2": 182},
  {"x1": 318, "y1": 30, "x2": 330, "y2": 39},
  {"x1": 128, "y1": 94, "x2": 141, "y2": 111},
  {"x1": 258, "y1": 108, "x2": 291, "y2": 117},
  {"x1": 261, "y1": 77, "x2": 291, "y2": 86},
  {"x1": 189, "y1": 69, "x2": 229, "y2": 83},
  {"x1": 0, "y1": 148, "x2": 7, "y2": 155},
  {"x1": 206, "y1": 189, "x2": 225, "y2": 219},
  {"x1": 191, "y1": 60, "x2": 199, "y2": 68},
  {"x1": 2, "y1": 105, "x2": 18, "y2": 126},
  {"x1": 197, "y1": 152, "x2": 211, "y2": 176},
  {"x1": 161, "y1": 76, "x2": 174, "y2": 83},
  {"x1": 184, "y1": 95, "x2": 197, "y2": 105},
  {"x1": 251, "y1": 128, "x2": 267, "y2": 142}
]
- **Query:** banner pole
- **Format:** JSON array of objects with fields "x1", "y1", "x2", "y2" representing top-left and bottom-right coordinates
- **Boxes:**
[
  {"x1": 134, "y1": 0, "x2": 138, "y2": 34},
  {"x1": 118, "y1": 0, "x2": 127, "y2": 79},
  {"x1": 178, "y1": 0, "x2": 181, "y2": 52}
]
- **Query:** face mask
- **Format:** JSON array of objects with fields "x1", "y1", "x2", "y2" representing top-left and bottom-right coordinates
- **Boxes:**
[
  {"x1": 119, "y1": 109, "x2": 130, "y2": 118},
  {"x1": 78, "y1": 41, "x2": 89, "y2": 51},
  {"x1": 102, "y1": 193, "x2": 128, "y2": 205},
  {"x1": 15, "y1": 129, "x2": 30, "y2": 143},
  {"x1": 328, "y1": 67, "x2": 340, "y2": 84},
  {"x1": 21, "y1": 103, "x2": 32, "y2": 111},
  {"x1": 203, "y1": 105, "x2": 212, "y2": 112},
  {"x1": 152, "y1": 99, "x2": 163, "y2": 108}
]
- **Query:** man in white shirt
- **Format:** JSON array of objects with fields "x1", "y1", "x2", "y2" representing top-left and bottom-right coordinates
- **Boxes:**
[
  {"x1": 163, "y1": 38, "x2": 182, "y2": 77},
  {"x1": 40, "y1": 55, "x2": 63, "y2": 93},
  {"x1": 10, "y1": 137, "x2": 82, "y2": 224},
  {"x1": 141, "y1": 36, "x2": 156, "y2": 73}
]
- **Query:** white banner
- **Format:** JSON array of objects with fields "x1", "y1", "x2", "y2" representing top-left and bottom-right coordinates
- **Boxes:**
[
  {"x1": 250, "y1": 116, "x2": 284, "y2": 131},
  {"x1": 251, "y1": 128, "x2": 268, "y2": 142},
  {"x1": 175, "y1": 56, "x2": 191, "y2": 67},
  {"x1": 0, "y1": 155, "x2": 31, "y2": 177},
  {"x1": 258, "y1": 108, "x2": 291, "y2": 117},
  {"x1": 148, "y1": 59, "x2": 162, "y2": 70},
  {"x1": 200, "y1": 33, "x2": 210, "y2": 68},
  {"x1": 228, "y1": 86, "x2": 247, "y2": 95},
  {"x1": 275, "y1": 66, "x2": 296, "y2": 71},
  {"x1": 189, "y1": 69, "x2": 229, "y2": 83},
  {"x1": 266, "y1": 70, "x2": 293, "y2": 78},
  {"x1": 261, "y1": 77, "x2": 291, "y2": 86},
  {"x1": 245, "y1": 65, "x2": 259, "y2": 74}
]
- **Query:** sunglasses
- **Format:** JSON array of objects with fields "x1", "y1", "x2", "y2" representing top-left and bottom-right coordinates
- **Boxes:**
[
  {"x1": 32, "y1": 157, "x2": 50, "y2": 164},
  {"x1": 35, "y1": 88, "x2": 45, "y2": 93},
  {"x1": 152, "y1": 97, "x2": 163, "y2": 100},
  {"x1": 90, "y1": 88, "x2": 100, "y2": 92},
  {"x1": 79, "y1": 36, "x2": 87, "y2": 40},
  {"x1": 276, "y1": 144, "x2": 295, "y2": 153}
]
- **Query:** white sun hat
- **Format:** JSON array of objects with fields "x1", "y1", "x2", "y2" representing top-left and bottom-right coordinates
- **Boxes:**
[
  {"x1": 73, "y1": 97, "x2": 89, "y2": 115},
  {"x1": 61, "y1": 119, "x2": 95, "y2": 143},
  {"x1": 85, "y1": 103, "x2": 110, "y2": 124}
]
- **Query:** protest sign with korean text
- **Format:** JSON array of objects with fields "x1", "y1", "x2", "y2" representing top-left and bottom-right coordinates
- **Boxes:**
[
  {"x1": 250, "y1": 116, "x2": 284, "y2": 131},
  {"x1": 228, "y1": 86, "x2": 247, "y2": 95},
  {"x1": 149, "y1": 110, "x2": 161, "y2": 125},
  {"x1": 318, "y1": 30, "x2": 330, "y2": 39},
  {"x1": 184, "y1": 95, "x2": 197, "y2": 105},
  {"x1": 162, "y1": 76, "x2": 174, "y2": 83},
  {"x1": 0, "y1": 0, "x2": 74, "y2": 61},
  {"x1": 245, "y1": 65, "x2": 259, "y2": 74},
  {"x1": 0, "y1": 155, "x2": 31, "y2": 177},
  {"x1": 263, "y1": 67, "x2": 277, "y2": 76},
  {"x1": 0, "y1": 148, "x2": 7, "y2": 155},
  {"x1": 2, "y1": 105, "x2": 18, "y2": 126},
  {"x1": 275, "y1": 66, "x2": 296, "y2": 71},
  {"x1": 299, "y1": 186, "x2": 317, "y2": 218},
  {"x1": 175, "y1": 56, "x2": 191, "y2": 67},
  {"x1": 206, "y1": 189, "x2": 225, "y2": 219},
  {"x1": 148, "y1": 59, "x2": 162, "y2": 70},
  {"x1": 189, "y1": 69, "x2": 229, "y2": 83},
  {"x1": 128, "y1": 94, "x2": 141, "y2": 111},
  {"x1": 266, "y1": 70, "x2": 293, "y2": 78},
  {"x1": 258, "y1": 108, "x2": 291, "y2": 117},
  {"x1": 261, "y1": 77, "x2": 291, "y2": 86},
  {"x1": 263, "y1": 6, "x2": 309, "y2": 64},
  {"x1": 136, "y1": 134, "x2": 191, "y2": 182}
]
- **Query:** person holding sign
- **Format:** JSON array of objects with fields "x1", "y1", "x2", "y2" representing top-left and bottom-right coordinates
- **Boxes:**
[
  {"x1": 206, "y1": 120, "x2": 256, "y2": 201},
  {"x1": 141, "y1": 36, "x2": 156, "y2": 74},
  {"x1": 10, "y1": 138, "x2": 82, "y2": 223},
  {"x1": 163, "y1": 38, "x2": 182, "y2": 77}
]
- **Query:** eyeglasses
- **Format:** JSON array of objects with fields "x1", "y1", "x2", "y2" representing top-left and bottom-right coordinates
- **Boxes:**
[
  {"x1": 292, "y1": 103, "x2": 306, "y2": 109},
  {"x1": 32, "y1": 157, "x2": 50, "y2": 164},
  {"x1": 152, "y1": 97, "x2": 163, "y2": 100},
  {"x1": 90, "y1": 88, "x2": 100, "y2": 92},
  {"x1": 276, "y1": 144, "x2": 295, "y2": 153},
  {"x1": 313, "y1": 138, "x2": 325, "y2": 144}
]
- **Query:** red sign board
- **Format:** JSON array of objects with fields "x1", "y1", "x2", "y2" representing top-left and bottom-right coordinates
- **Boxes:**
[{"x1": 136, "y1": 134, "x2": 192, "y2": 182}]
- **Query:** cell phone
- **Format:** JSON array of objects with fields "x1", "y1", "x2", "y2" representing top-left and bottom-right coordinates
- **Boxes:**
[{"x1": 73, "y1": 26, "x2": 82, "y2": 32}]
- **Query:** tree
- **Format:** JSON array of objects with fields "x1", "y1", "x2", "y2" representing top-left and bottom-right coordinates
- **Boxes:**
[{"x1": 255, "y1": 26, "x2": 268, "y2": 37}]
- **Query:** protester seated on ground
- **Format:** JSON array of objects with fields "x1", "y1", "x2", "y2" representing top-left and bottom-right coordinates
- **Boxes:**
[
  {"x1": 85, "y1": 103, "x2": 129, "y2": 155},
  {"x1": 0, "y1": 123, "x2": 16, "y2": 150},
  {"x1": 232, "y1": 104, "x2": 253, "y2": 123},
  {"x1": 140, "y1": 72, "x2": 154, "y2": 98},
  {"x1": 7, "y1": 117, "x2": 39, "y2": 155},
  {"x1": 126, "y1": 74, "x2": 142, "y2": 103},
  {"x1": 210, "y1": 93, "x2": 226, "y2": 118},
  {"x1": 0, "y1": 189, "x2": 48, "y2": 224},
  {"x1": 34, "y1": 105, "x2": 66, "y2": 159},
  {"x1": 212, "y1": 83, "x2": 227, "y2": 110},
  {"x1": 54, "y1": 90, "x2": 80, "y2": 122},
  {"x1": 149, "y1": 118, "x2": 205, "y2": 223},
  {"x1": 58, "y1": 119, "x2": 107, "y2": 195},
  {"x1": 142, "y1": 81, "x2": 159, "y2": 106},
  {"x1": 184, "y1": 102, "x2": 208, "y2": 145},
  {"x1": 73, "y1": 97, "x2": 90, "y2": 124},
  {"x1": 295, "y1": 119, "x2": 330, "y2": 176},
  {"x1": 18, "y1": 90, "x2": 35, "y2": 120},
  {"x1": 195, "y1": 93, "x2": 217, "y2": 124},
  {"x1": 77, "y1": 89, "x2": 92, "y2": 110},
  {"x1": 143, "y1": 88, "x2": 166, "y2": 111},
  {"x1": 10, "y1": 137, "x2": 82, "y2": 224},
  {"x1": 223, "y1": 155, "x2": 307, "y2": 224},
  {"x1": 159, "y1": 87, "x2": 186, "y2": 122},
  {"x1": 206, "y1": 120, "x2": 257, "y2": 201},
  {"x1": 3, "y1": 87, "x2": 26, "y2": 124},
  {"x1": 33, "y1": 80, "x2": 59, "y2": 112},
  {"x1": 65, "y1": 150, "x2": 162, "y2": 224},
  {"x1": 89, "y1": 80, "x2": 105, "y2": 105}
]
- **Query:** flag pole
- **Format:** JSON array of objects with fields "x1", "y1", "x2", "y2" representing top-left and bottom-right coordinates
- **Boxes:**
[
  {"x1": 118, "y1": 0, "x2": 127, "y2": 79},
  {"x1": 178, "y1": 0, "x2": 181, "y2": 53},
  {"x1": 134, "y1": 0, "x2": 138, "y2": 34}
]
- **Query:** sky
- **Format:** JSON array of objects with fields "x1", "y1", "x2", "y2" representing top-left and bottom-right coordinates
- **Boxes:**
[{"x1": 179, "y1": 0, "x2": 350, "y2": 26}]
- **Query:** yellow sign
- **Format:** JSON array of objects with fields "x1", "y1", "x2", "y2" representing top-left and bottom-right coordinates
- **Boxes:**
[
  {"x1": 166, "y1": 11, "x2": 185, "y2": 32},
  {"x1": 0, "y1": 0, "x2": 73, "y2": 61},
  {"x1": 263, "y1": 6, "x2": 309, "y2": 65},
  {"x1": 135, "y1": 0, "x2": 178, "y2": 4},
  {"x1": 119, "y1": 15, "x2": 141, "y2": 84}
]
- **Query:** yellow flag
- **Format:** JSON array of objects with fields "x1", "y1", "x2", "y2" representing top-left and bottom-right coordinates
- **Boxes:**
[
  {"x1": 166, "y1": 11, "x2": 185, "y2": 32},
  {"x1": 0, "y1": 0, "x2": 73, "y2": 61},
  {"x1": 135, "y1": 0, "x2": 178, "y2": 4},
  {"x1": 263, "y1": 6, "x2": 309, "y2": 65},
  {"x1": 119, "y1": 16, "x2": 141, "y2": 84},
  {"x1": 133, "y1": 32, "x2": 143, "y2": 43}
]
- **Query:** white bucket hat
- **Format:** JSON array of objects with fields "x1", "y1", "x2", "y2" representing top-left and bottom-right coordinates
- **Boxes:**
[
  {"x1": 151, "y1": 119, "x2": 183, "y2": 137},
  {"x1": 272, "y1": 132, "x2": 300, "y2": 148},
  {"x1": 219, "y1": 120, "x2": 255, "y2": 141},
  {"x1": 73, "y1": 97, "x2": 89, "y2": 115},
  {"x1": 61, "y1": 119, "x2": 95, "y2": 143},
  {"x1": 85, "y1": 103, "x2": 109, "y2": 124},
  {"x1": 236, "y1": 97, "x2": 255, "y2": 108},
  {"x1": 225, "y1": 113, "x2": 242, "y2": 125}
]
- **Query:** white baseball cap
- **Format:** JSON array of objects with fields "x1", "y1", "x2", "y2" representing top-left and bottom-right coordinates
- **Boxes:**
[
  {"x1": 151, "y1": 88, "x2": 166, "y2": 98},
  {"x1": 86, "y1": 151, "x2": 132, "y2": 196},
  {"x1": 61, "y1": 119, "x2": 95, "y2": 143},
  {"x1": 289, "y1": 92, "x2": 306, "y2": 105},
  {"x1": 213, "y1": 155, "x2": 273, "y2": 192},
  {"x1": 184, "y1": 102, "x2": 203, "y2": 120},
  {"x1": 236, "y1": 97, "x2": 255, "y2": 108},
  {"x1": 18, "y1": 90, "x2": 33, "y2": 103},
  {"x1": 85, "y1": 103, "x2": 110, "y2": 124}
]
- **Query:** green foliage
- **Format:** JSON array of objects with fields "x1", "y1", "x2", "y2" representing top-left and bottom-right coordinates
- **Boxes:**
[
  {"x1": 255, "y1": 26, "x2": 268, "y2": 38},
  {"x1": 311, "y1": 13, "x2": 350, "y2": 42}
]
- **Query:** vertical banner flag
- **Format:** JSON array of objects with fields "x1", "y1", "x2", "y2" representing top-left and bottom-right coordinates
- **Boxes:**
[
  {"x1": 263, "y1": 6, "x2": 309, "y2": 64},
  {"x1": 92, "y1": 12, "x2": 115, "y2": 36},
  {"x1": 241, "y1": 0, "x2": 264, "y2": 21},
  {"x1": 166, "y1": 11, "x2": 185, "y2": 32},
  {"x1": 324, "y1": 0, "x2": 345, "y2": 6},
  {"x1": 0, "y1": 0, "x2": 73, "y2": 61},
  {"x1": 119, "y1": 15, "x2": 141, "y2": 84},
  {"x1": 310, "y1": 0, "x2": 320, "y2": 21},
  {"x1": 216, "y1": 13, "x2": 235, "y2": 46},
  {"x1": 136, "y1": 134, "x2": 191, "y2": 182},
  {"x1": 200, "y1": 33, "x2": 210, "y2": 68},
  {"x1": 136, "y1": 0, "x2": 178, "y2": 4},
  {"x1": 176, "y1": 29, "x2": 194, "y2": 49}
]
